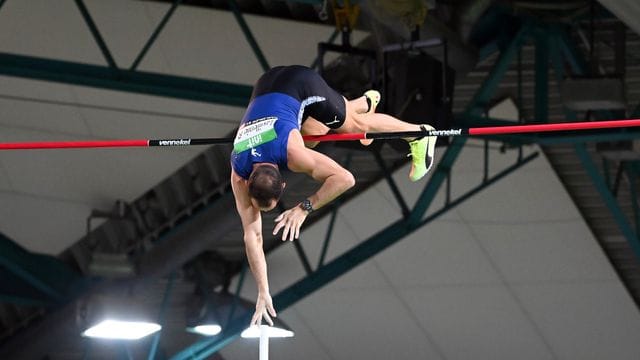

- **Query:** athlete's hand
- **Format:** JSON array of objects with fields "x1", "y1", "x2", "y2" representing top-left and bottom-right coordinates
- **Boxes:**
[
  {"x1": 273, "y1": 205, "x2": 308, "y2": 241},
  {"x1": 251, "y1": 292, "x2": 276, "y2": 326}
]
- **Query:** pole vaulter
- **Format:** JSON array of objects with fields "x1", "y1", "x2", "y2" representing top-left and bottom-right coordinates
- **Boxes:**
[{"x1": 0, "y1": 119, "x2": 639, "y2": 150}]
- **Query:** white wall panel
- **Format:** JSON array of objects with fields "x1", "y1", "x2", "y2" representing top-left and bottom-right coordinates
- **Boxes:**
[
  {"x1": 515, "y1": 282, "x2": 640, "y2": 360},
  {"x1": 0, "y1": 191, "x2": 91, "y2": 254},
  {"x1": 401, "y1": 286, "x2": 554, "y2": 360},
  {"x1": 293, "y1": 290, "x2": 445, "y2": 360},
  {"x1": 375, "y1": 220, "x2": 502, "y2": 287},
  {"x1": 472, "y1": 221, "x2": 618, "y2": 283},
  {"x1": 0, "y1": 97, "x2": 92, "y2": 135},
  {"x1": 0, "y1": 127, "x2": 199, "y2": 205},
  {"x1": 0, "y1": 0, "x2": 106, "y2": 64}
]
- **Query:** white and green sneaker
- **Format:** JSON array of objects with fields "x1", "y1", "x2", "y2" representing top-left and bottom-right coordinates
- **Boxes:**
[
  {"x1": 408, "y1": 124, "x2": 437, "y2": 182},
  {"x1": 360, "y1": 90, "x2": 381, "y2": 146},
  {"x1": 363, "y1": 90, "x2": 380, "y2": 113}
]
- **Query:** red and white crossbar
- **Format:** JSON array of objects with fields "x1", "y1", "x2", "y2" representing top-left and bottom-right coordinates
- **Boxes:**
[{"x1": 1, "y1": 119, "x2": 639, "y2": 150}]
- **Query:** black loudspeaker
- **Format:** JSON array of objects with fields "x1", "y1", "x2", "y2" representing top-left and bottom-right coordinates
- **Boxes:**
[{"x1": 383, "y1": 51, "x2": 455, "y2": 134}]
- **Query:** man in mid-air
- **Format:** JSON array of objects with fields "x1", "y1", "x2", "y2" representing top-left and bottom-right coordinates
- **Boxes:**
[{"x1": 230, "y1": 65, "x2": 436, "y2": 326}]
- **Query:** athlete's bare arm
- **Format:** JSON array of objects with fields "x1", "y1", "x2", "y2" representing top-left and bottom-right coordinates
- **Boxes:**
[
  {"x1": 272, "y1": 130, "x2": 355, "y2": 241},
  {"x1": 231, "y1": 169, "x2": 277, "y2": 326}
]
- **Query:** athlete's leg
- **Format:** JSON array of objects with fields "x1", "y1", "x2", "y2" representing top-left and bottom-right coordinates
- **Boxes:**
[
  {"x1": 301, "y1": 118, "x2": 330, "y2": 149},
  {"x1": 338, "y1": 96, "x2": 437, "y2": 182},
  {"x1": 339, "y1": 95, "x2": 422, "y2": 134},
  {"x1": 299, "y1": 67, "x2": 436, "y2": 181},
  {"x1": 350, "y1": 96, "x2": 369, "y2": 114},
  {"x1": 349, "y1": 90, "x2": 380, "y2": 145}
]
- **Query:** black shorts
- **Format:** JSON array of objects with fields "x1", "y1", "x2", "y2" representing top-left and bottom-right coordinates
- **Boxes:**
[{"x1": 251, "y1": 65, "x2": 347, "y2": 129}]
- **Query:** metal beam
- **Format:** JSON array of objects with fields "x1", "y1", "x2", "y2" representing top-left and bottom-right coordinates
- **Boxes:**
[
  {"x1": 553, "y1": 29, "x2": 640, "y2": 262},
  {"x1": 418, "y1": 152, "x2": 539, "y2": 228},
  {"x1": 131, "y1": 0, "x2": 182, "y2": 71},
  {"x1": 226, "y1": 265, "x2": 247, "y2": 327},
  {"x1": 225, "y1": 0, "x2": 270, "y2": 72},
  {"x1": 0, "y1": 233, "x2": 81, "y2": 303},
  {"x1": 575, "y1": 144, "x2": 640, "y2": 260},
  {"x1": 0, "y1": 52, "x2": 252, "y2": 106},
  {"x1": 465, "y1": 22, "x2": 532, "y2": 116},
  {"x1": 293, "y1": 240, "x2": 313, "y2": 275},
  {"x1": 0, "y1": 294, "x2": 53, "y2": 307},
  {"x1": 535, "y1": 29, "x2": 549, "y2": 123},
  {"x1": 120, "y1": 342, "x2": 134, "y2": 360},
  {"x1": 73, "y1": 0, "x2": 118, "y2": 69},
  {"x1": 82, "y1": 341, "x2": 91, "y2": 360},
  {"x1": 277, "y1": 202, "x2": 314, "y2": 275},
  {"x1": 626, "y1": 163, "x2": 640, "y2": 237},
  {"x1": 549, "y1": 29, "x2": 578, "y2": 121},
  {"x1": 558, "y1": 27, "x2": 589, "y2": 76},
  {"x1": 147, "y1": 273, "x2": 176, "y2": 360},
  {"x1": 373, "y1": 151, "x2": 410, "y2": 218},
  {"x1": 318, "y1": 205, "x2": 338, "y2": 268},
  {"x1": 310, "y1": 30, "x2": 339, "y2": 70},
  {"x1": 0, "y1": 270, "x2": 59, "y2": 305}
]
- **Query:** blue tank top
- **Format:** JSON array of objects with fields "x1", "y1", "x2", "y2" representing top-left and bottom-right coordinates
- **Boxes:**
[{"x1": 231, "y1": 93, "x2": 301, "y2": 179}]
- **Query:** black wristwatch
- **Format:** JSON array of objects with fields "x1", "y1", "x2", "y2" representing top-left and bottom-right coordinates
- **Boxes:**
[{"x1": 299, "y1": 199, "x2": 314, "y2": 213}]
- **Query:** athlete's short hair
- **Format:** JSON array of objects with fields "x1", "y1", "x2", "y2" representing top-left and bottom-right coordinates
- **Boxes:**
[{"x1": 248, "y1": 165, "x2": 284, "y2": 208}]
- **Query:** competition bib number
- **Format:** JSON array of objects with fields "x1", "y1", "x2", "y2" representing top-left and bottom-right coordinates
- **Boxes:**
[{"x1": 233, "y1": 117, "x2": 278, "y2": 153}]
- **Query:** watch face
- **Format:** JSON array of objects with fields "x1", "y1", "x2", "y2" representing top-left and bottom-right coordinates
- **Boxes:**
[{"x1": 302, "y1": 199, "x2": 313, "y2": 212}]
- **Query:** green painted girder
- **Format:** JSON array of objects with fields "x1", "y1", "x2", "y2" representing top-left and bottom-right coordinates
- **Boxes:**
[
  {"x1": 0, "y1": 232, "x2": 81, "y2": 305},
  {"x1": 0, "y1": 52, "x2": 253, "y2": 107},
  {"x1": 552, "y1": 27, "x2": 640, "y2": 262},
  {"x1": 465, "y1": 22, "x2": 532, "y2": 116},
  {"x1": 146, "y1": 273, "x2": 176, "y2": 360},
  {"x1": 131, "y1": 0, "x2": 183, "y2": 71},
  {"x1": 310, "y1": 30, "x2": 339, "y2": 70},
  {"x1": 626, "y1": 163, "x2": 640, "y2": 238},
  {"x1": 535, "y1": 29, "x2": 549, "y2": 124},
  {"x1": 548, "y1": 28, "x2": 578, "y2": 122},
  {"x1": 575, "y1": 145, "x2": 640, "y2": 260},
  {"x1": 468, "y1": 5, "x2": 520, "y2": 57},
  {"x1": 0, "y1": 294, "x2": 53, "y2": 307},
  {"x1": 0, "y1": 269, "x2": 57, "y2": 299},
  {"x1": 556, "y1": 27, "x2": 588, "y2": 77},
  {"x1": 74, "y1": 0, "x2": 118, "y2": 69},
  {"x1": 227, "y1": 0, "x2": 270, "y2": 72}
]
